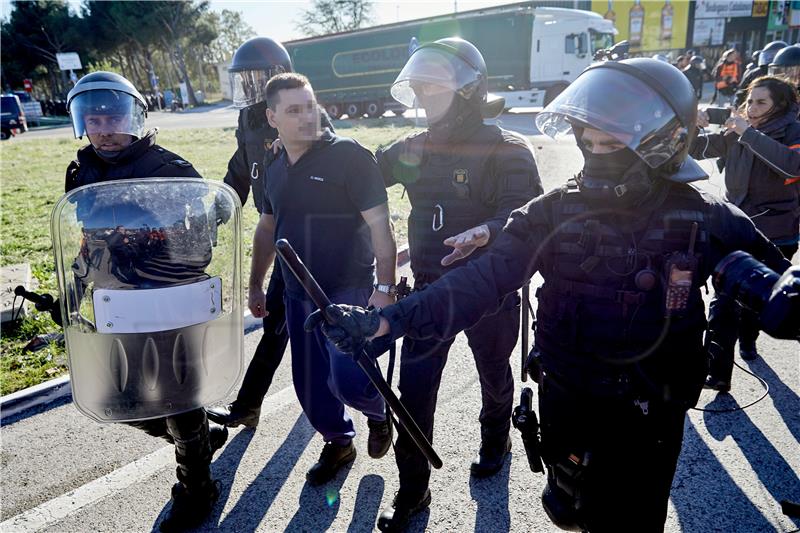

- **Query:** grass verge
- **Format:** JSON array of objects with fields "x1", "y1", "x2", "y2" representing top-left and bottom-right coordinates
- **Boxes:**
[{"x1": 0, "y1": 121, "x2": 416, "y2": 395}]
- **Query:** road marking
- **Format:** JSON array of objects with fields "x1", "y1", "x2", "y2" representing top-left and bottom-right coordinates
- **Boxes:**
[{"x1": 0, "y1": 386, "x2": 298, "y2": 533}]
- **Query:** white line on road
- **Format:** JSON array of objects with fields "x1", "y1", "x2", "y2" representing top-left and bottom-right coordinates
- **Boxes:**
[{"x1": 0, "y1": 385, "x2": 298, "y2": 533}]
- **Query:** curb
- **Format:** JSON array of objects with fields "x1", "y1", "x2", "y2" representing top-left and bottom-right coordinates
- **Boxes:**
[
  {"x1": 0, "y1": 375, "x2": 72, "y2": 422},
  {"x1": 1, "y1": 244, "x2": 412, "y2": 421}
]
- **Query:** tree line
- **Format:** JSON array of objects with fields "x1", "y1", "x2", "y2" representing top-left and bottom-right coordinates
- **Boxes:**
[{"x1": 1, "y1": 0, "x2": 255, "y2": 106}]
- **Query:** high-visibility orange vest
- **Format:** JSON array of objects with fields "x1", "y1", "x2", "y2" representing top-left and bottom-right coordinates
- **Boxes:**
[{"x1": 715, "y1": 62, "x2": 740, "y2": 89}]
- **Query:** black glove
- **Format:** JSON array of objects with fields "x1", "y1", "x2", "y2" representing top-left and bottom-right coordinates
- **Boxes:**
[{"x1": 304, "y1": 304, "x2": 381, "y2": 354}]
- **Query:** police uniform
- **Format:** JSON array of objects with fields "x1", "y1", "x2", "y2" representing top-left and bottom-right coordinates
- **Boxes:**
[
  {"x1": 313, "y1": 58, "x2": 793, "y2": 532},
  {"x1": 379, "y1": 179, "x2": 789, "y2": 531},
  {"x1": 65, "y1": 131, "x2": 223, "y2": 531},
  {"x1": 377, "y1": 122, "x2": 541, "y2": 499}
]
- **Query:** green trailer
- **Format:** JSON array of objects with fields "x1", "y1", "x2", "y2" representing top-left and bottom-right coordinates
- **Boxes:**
[{"x1": 285, "y1": 2, "x2": 615, "y2": 118}]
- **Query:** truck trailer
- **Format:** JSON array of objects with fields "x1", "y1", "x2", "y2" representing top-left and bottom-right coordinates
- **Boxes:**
[{"x1": 283, "y1": 3, "x2": 616, "y2": 118}]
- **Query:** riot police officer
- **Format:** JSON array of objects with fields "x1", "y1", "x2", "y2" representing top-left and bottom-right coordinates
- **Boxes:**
[
  {"x1": 371, "y1": 38, "x2": 542, "y2": 531},
  {"x1": 65, "y1": 71, "x2": 230, "y2": 532},
  {"x1": 736, "y1": 41, "x2": 787, "y2": 106},
  {"x1": 308, "y1": 59, "x2": 792, "y2": 531},
  {"x1": 208, "y1": 37, "x2": 334, "y2": 428},
  {"x1": 770, "y1": 44, "x2": 800, "y2": 86}
]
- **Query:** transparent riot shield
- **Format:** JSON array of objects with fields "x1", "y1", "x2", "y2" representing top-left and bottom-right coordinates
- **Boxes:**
[{"x1": 50, "y1": 178, "x2": 243, "y2": 422}]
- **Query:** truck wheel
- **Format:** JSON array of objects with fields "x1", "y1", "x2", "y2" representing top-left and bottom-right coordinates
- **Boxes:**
[
  {"x1": 326, "y1": 103, "x2": 343, "y2": 120},
  {"x1": 365, "y1": 101, "x2": 384, "y2": 119},
  {"x1": 1, "y1": 129, "x2": 10, "y2": 140},
  {"x1": 345, "y1": 102, "x2": 362, "y2": 119},
  {"x1": 544, "y1": 85, "x2": 567, "y2": 106}
]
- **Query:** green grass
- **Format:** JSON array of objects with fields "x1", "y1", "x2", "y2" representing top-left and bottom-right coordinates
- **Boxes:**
[{"x1": 0, "y1": 121, "x2": 417, "y2": 395}]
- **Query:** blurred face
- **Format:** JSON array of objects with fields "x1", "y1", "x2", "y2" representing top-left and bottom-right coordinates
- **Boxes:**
[
  {"x1": 85, "y1": 114, "x2": 133, "y2": 152},
  {"x1": 746, "y1": 86, "x2": 775, "y2": 126},
  {"x1": 410, "y1": 81, "x2": 455, "y2": 123},
  {"x1": 580, "y1": 127, "x2": 627, "y2": 154},
  {"x1": 266, "y1": 85, "x2": 320, "y2": 144}
]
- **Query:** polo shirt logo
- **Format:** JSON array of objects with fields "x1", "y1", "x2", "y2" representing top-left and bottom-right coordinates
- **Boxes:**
[{"x1": 310, "y1": 176, "x2": 325, "y2": 182}]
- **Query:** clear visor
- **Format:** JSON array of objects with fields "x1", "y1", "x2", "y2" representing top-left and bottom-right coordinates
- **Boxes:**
[
  {"x1": 769, "y1": 64, "x2": 800, "y2": 81},
  {"x1": 390, "y1": 47, "x2": 482, "y2": 108},
  {"x1": 230, "y1": 67, "x2": 287, "y2": 108},
  {"x1": 535, "y1": 68, "x2": 685, "y2": 168},
  {"x1": 70, "y1": 91, "x2": 145, "y2": 140}
]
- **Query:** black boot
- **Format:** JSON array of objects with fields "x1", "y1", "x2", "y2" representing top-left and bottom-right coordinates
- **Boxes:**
[
  {"x1": 159, "y1": 476, "x2": 220, "y2": 533},
  {"x1": 209, "y1": 422, "x2": 229, "y2": 453},
  {"x1": 705, "y1": 342, "x2": 732, "y2": 393},
  {"x1": 306, "y1": 441, "x2": 356, "y2": 486},
  {"x1": 470, "y1": 435, "x2": 511, "y2": 478},
  {"x1": 703, "y1": 375, "x2": 731, "y2": 393},
  {"x1": 739, "y1": 340, "x2": 759, "y2": 361},
  {"x1": 205, "y1": 402, "x2": 261, "y2": 428},
  {"x1": 367, "y1": 417, "x2": 393, "y2": 459},
  {"x1": 377, "y1": 489, "x2": 432, "y2": 532}
]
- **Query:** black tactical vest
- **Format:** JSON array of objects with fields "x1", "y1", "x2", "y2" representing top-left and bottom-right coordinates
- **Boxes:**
[
  {"x1": 401, "y1": 124, "x2": 506, "y2": 281},
  {"x1": 241, "y1": 104, "x2": 279, "y2": 214},
  {"x1": 535, "y1": 181, "x2": 712, "y2": 366}
]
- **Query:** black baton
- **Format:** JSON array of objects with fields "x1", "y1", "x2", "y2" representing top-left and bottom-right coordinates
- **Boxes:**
[
  {"x1": 521, "y1": 281, "x2": 530, "y2": 382},
  {"x1": 275, "y1": 239, "x2": 443, "y2": 469}
]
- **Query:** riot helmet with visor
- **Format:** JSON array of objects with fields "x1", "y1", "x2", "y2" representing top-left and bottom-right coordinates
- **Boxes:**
[
  {"x1": 769, "y1": 44, "x2": 800, "y2": 83},
  {"x1": 229, "y1": 37, "x2": 293, "y2": 108},
  {"x1": 67, "y1": 71, "x2": 147, "y2": 141},
  {"x1": 390, "y1": 37, "x2": 488, "y2": 110}
]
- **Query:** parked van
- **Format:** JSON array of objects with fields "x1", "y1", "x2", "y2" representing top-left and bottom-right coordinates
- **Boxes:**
[{"x1": 1, "y1": 94, "x2": 28, "y2": 140}]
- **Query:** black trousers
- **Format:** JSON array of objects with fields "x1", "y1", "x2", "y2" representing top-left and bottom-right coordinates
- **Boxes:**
[
  {"x1": 539, "y1": 378, "x2": 687, "y2": 533},
  {"x1": 707, "y1": 242, "x2": 798, "y2": 382},
  {"x1": 395, "y1": 292, "x2": 519, "y2": 497},
  {"x1": 128, "y1": 408, "x2": 213, "y2": 486},
  {"x1": 236, "y1": 274, "x2": 289, "y2": 408}
]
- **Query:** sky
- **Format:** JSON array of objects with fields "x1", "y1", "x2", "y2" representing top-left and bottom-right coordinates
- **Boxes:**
[
  {"x1": 0, "y1": 1, "x2": 529, "y2": 42},
  {"x1": 209, "y1": 1, "x2": 525, "y2": 43}
]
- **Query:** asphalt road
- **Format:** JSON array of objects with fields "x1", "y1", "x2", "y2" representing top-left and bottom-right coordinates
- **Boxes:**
[{"x1": 1, "y1": 108, "x2": 798, "y2": 532}]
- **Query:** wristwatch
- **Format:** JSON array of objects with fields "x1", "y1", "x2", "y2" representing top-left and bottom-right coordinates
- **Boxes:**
[{"x1": 373, "y1": 283, "x2": 398, "y2": 296}]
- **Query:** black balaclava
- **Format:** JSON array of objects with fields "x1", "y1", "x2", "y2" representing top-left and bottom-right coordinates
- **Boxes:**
[
  {"x1": 426, "y1": 93, "x2": 483, "y2": 144},
  {"x1": 575, "y1": 128, "x2": 659, "y2": 208}
]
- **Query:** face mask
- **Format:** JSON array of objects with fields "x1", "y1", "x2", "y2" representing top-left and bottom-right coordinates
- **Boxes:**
[
  {"x1": 581, "y1": 148, "x2": 640, "y2": 181},
  {"x1": 577, "y1": 146, "x2": 654, "y2": 206}
]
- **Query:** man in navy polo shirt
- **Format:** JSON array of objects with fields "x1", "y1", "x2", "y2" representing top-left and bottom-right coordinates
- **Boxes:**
[{"x1": 249, "y1": 72, "x2": 397, "y2": 485}]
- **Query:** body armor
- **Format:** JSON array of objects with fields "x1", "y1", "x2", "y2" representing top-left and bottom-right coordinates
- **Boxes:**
[
  {"x1": 397, "y1": 124, "x2": 507, "y2": 280},
  {"x1": 534, "y1": 181, "x2": 711, "y2": 397}
]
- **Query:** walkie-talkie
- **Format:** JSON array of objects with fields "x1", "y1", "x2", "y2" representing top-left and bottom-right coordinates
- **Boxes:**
[{"x1": 664, "y1": 222, "x2": 699, "y2": 316}]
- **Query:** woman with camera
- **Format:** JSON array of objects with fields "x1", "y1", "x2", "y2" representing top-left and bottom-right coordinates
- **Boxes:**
[{"x1": 693, "y1": 75, "x2": 800, "y2": 392}]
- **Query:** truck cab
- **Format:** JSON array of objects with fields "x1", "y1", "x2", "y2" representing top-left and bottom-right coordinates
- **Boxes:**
[{"x1": 502, "y1": 7, "x2": 616, "y2": 108}]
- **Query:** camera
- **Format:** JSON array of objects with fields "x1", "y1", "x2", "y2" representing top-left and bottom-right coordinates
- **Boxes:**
[
  {"x1": 705, "y1": 106, "x2": 732, "y2": 125},
  {"x1": 713, "y1": 251, "x2": 799, "y2": 340}
]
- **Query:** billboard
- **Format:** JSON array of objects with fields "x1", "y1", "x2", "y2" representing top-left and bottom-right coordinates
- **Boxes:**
[
  {"x1": 694, "y1": 0, "x2": 754, "y2": 19},
  {"x1": 591, "y1": 0, "x2": 690, "y2": 52}
]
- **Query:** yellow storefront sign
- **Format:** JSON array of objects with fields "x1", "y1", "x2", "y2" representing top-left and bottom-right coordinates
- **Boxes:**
[{"x1": 591, "y1": 0, "x2": 690, "y2": 52}]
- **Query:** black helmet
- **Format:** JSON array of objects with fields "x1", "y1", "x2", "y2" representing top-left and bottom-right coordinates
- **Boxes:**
[
  {"x1": 229, "y1": 37, "x2": 292, "y2": 108},
  {"x1": 390, "y1": 37, "x2": 489, "y2": 108},
  {"x1": 769, "y1": 44, "x2": 800, "y2": 82},
  {"x1": 537, "y1": 58, "x2": 705, "y2": 206},
  {"x1": 759, "y1": 40, "x2": 788, "y2": 66},
  {"x1": 67, "y1": 71, "x2": 147, "y2": 140},
  {"x1": 537, "y1": 58, "x2": 703, "y2": 180}
]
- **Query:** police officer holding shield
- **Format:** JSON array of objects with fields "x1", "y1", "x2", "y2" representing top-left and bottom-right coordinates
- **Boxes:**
[
  {"x1": 208, "y1": 37, "x2": 335, "y2": 428},
  {"x1": 372, "y1": 38, "x2": 542, "y2": 531},
  {"x1": 309, "y1": 59, "x2": 791, "y2": 531},
  {"x1": 63, "y1": 72, "x2": 238, "y2": 532}
]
